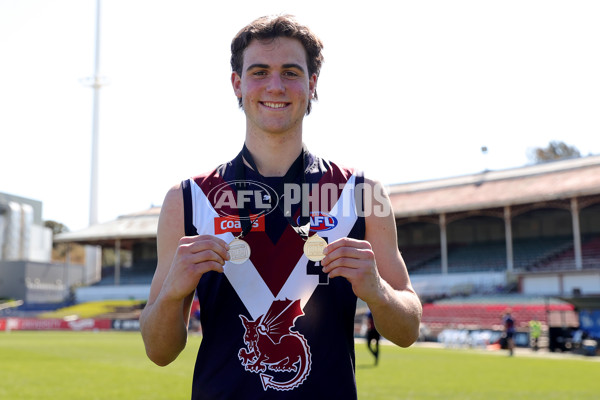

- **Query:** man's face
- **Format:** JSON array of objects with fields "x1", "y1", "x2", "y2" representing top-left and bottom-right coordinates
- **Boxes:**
[{"x1": 232, "y1": 37, "x2": 317, "y2": 136}]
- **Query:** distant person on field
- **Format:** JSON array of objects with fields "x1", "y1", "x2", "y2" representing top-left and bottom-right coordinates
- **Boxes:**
[
  {"x1": 503, "y1": 310, "x2": 516, "y2": 356},
  {"x1": 365, "y1": 309, "x2": 381, "y2": 365},
  {"x1": 529, "y1": 319, "x2": 541, "y2": 351}
]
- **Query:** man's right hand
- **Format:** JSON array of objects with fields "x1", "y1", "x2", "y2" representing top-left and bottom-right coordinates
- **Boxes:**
[{"x1": 160, "y1": 235, "x2": 230, "y2": 302}]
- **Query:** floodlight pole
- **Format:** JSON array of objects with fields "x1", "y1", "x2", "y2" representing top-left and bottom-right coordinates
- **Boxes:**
[
  {"x1": 89, "y1": 0, "x2": 103, "y2": 226},
  {"x1": 82, "y1": 0, "x2": 107, "y2": 284}
]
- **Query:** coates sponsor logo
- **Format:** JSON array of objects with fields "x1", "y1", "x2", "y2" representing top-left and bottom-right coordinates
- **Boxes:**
[
  {"x1": 206, "y1": 180, "x2": 279, "y2": 220},
  {"x1": 215, "y1": 215, "x2": 265, "y2": 234},
  {"x1": 298, "y1": 211, "x2": 337, "y2": 232}
]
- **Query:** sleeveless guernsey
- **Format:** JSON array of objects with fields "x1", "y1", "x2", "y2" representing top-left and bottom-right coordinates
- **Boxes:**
[{"x1": 182, "y1": 148, "x2": 365, "y2": 399}]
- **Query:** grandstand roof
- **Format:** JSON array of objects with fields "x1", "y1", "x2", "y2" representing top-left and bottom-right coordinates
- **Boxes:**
[
  {"x1": 54, "y1": 207, "x2": 159, "y2": 247},
  {"x1": 387, "y1": 155, "x2": 600, "y2": 218}
]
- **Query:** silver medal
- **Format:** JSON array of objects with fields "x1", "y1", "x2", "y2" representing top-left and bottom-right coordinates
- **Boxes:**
[{"x1": 228, "y1": 238, "x2": 251, "y2": 264}]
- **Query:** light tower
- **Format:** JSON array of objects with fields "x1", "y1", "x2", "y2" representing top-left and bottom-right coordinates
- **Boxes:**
[
  {"x1": 81, "y1": 0, "x2": 108, "y2": 282},
  {"x1": 84, "y1": 0, "x2": 108, "y2": 226}
]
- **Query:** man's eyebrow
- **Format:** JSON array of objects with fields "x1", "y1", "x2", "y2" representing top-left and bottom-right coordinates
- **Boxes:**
[
  {"x1": 282, "y1": 63, "x2": 305, "y2": 73},
  {"x1": 246, "y1": 63, "x2": 269, "y2": 72},
  {"x1": 245, "y1": 63, "x2": 306, "y2": 73}
]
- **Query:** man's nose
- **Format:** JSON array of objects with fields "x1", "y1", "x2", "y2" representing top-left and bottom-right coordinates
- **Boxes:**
[{"x1": 266, "y1": 74, "x2": 285, "y2": 93}]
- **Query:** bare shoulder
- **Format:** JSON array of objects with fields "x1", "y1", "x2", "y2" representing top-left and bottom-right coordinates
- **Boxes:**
[
  {"x1": 158, "y1": 182, "x2": 184, "y2": 236},
  {"x1": 362, "y1": 177, "x2": 394, "y2": 231},
  {"x1": 362, "y1": 177, "x2": 411, "y2": 290},
  {"x1": 146, "y1": 183, "x2": 185, "y2": 305}
]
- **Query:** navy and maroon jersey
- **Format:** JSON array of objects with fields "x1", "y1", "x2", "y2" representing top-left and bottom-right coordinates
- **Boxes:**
[{"x1": 182, "y1": 148, "x2": 365, "y2": 399}]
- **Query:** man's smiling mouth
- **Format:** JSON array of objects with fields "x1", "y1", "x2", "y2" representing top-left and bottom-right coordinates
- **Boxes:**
[{"x1": 261, "y1": 101, "x2": 289, "y2": 109}]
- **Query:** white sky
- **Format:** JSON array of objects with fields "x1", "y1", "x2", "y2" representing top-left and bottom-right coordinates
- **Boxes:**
[{"x1": 1, "y1": 0, "x2": 599, "y2": 232}]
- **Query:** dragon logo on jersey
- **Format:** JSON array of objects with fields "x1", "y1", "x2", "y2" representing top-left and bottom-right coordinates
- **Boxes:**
[{"x1": 238, "y1": 298, "x2": 312, "y2": 391}]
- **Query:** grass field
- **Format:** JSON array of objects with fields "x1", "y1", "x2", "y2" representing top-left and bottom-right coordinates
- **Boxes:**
[{"x1": 1, "y1": 331, "x2": 599, "y2": 399}]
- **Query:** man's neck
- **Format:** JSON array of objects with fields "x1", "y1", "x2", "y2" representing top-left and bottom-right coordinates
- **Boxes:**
[{"x1": 244, "y1": 131, "x2": 303, "y2": 177}]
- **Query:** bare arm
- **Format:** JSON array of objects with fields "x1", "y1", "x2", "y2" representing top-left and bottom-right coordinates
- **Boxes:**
[
  {"x1": 321, "y1": 178, "x2": 422, "y2": 347},
  {"x1": 139, "y1": 183, "x2": 229, "y2": 366}
]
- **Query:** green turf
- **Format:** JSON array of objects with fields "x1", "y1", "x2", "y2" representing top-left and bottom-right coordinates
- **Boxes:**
[
  {"x1": 1, "y1": 331, "x2": 598, "y2": 399},
  {"x1": 0, "y1": 331, "x2": 191, "y2": 400},
  {"x1": 355, "y1": 344, "x2": 600, "y2": 399}
]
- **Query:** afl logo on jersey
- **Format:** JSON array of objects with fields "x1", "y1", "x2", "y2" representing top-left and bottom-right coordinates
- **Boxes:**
[
  {"x1": 299, "y1": 211, "x2": 338, "y2": 232},
  {"x1": 206, "y1": 180, "x2": 279, "y2": 219}
]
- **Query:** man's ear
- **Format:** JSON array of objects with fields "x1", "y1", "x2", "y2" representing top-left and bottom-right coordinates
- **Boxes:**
[
  {"x1": 231, "y1": 72, "x2": 242, "y2": 98},
  {"x1": 309, "y1": 73, "x2": 317, "y2": 99}
]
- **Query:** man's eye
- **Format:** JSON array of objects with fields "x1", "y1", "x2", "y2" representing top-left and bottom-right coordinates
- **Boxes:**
[
  {"x1": 253, "y1": 71, "x2": 267, "y2": 76},
  {"x1": 283, "y1": 71, "x2": 299, "y2": 77}
]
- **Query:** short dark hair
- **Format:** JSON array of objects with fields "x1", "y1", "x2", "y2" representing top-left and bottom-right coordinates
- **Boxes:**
[{"x1": 231, "y1": 15, "x2": 324, "y2": 114}]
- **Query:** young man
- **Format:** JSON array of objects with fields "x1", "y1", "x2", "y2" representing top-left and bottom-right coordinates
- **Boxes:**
[{"x1": 140, "y1": 15, "x2": 422, "y2": 399}]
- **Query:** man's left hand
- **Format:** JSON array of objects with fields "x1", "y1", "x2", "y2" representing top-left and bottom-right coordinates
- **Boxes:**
[{"x1": 321, "y1": 237, "x2": 382, "y2": 303}]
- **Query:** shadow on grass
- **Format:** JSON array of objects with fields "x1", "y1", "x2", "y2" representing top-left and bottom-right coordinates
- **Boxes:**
[{"x1": 356, "y1": 363, "x2": 379, "y2": 369}]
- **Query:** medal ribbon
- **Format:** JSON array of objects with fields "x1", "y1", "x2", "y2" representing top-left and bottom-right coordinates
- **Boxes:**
[
  {"x1": 234, "y1": 144, "x2": 312, "y2": 240},
  {"x1": 237, "y1": 210, "x2": 266, "y2": 239}
]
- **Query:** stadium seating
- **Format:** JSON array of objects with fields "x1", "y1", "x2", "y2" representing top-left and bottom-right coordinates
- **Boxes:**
[
  {"x1": 405, "y1": 235, "x2": 600, "y2": 275},
  {"x1": 400, "y1": 245, "x2": 441, "y2": 274},
  {"x1": 513, "y1": 237, "x2": 573, "y2": 270},
  {"x1": 420, "y1": 296, "x2": 577, "y2": 337},
  {"x1": 539, "y1": 236, "x2": 600, "y2": 270},
  {"x1": 96, "y1": 261, "x2": 155, "y2": 286}
]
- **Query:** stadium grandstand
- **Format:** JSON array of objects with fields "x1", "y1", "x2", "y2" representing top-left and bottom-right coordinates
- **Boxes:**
[
  {"x1": 3, "y1": 155, "x2": 600, "y2": 352},
  {"x1": 52, "y1": 207, "x2": 161, "y2": 302},
  {"x1": 387, "y1": 154, "x2": 600, "y2": 350},
  {"x1": 390, "y1": 154, "x2": 600, "y2": 297}
]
